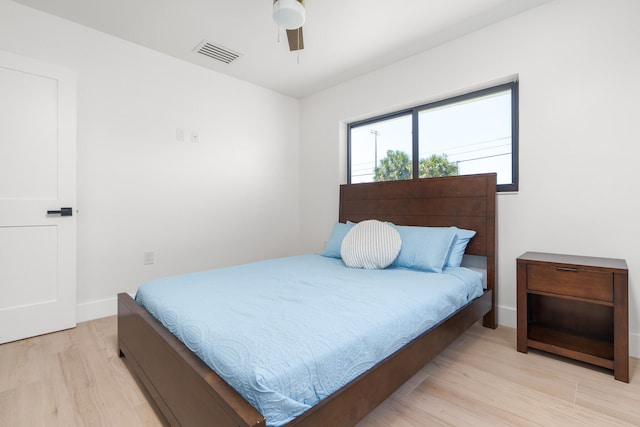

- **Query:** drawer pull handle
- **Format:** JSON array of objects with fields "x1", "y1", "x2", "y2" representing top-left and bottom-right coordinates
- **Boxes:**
[{"x1": 556, "y1": 267, "x2": 578, "y2": 272}]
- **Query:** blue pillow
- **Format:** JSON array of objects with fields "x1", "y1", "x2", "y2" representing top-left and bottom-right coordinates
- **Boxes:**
[
  {"x1": 445, "y1": 228, "x2": 477, "y2": 268},
  {"x1": 393, "y1": 226, "x2": 457, "y2": 273},
  {"x1": 321, "y1": 222, "x2": 355, "y2": 258}
]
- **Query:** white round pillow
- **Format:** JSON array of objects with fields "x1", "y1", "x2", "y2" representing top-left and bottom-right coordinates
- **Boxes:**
[{"x1": 340, "y1": 220, "x2": 401, "y2": 269}]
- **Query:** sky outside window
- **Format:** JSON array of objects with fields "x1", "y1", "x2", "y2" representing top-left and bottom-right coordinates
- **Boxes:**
[{"x1": 419, "y1": 91, "x2": 512, "y2": 184}]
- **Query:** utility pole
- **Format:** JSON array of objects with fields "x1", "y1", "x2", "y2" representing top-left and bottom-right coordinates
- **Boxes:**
[{"x1": 370, "y1": 129, "x2": 381, "y2": 169}]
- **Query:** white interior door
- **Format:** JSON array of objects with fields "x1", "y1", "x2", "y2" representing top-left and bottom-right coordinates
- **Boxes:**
[{"x1": 0, "y1": 50, "x2": 77, "y2": 344}]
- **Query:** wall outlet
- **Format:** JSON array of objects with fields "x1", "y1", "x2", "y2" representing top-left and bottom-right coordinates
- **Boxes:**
[
  {"x1": 143, "y1": 251, "x2": 155, "y2": 265},
  {"x1": 176, "y1": 128, "x2": 184, "y2": 141},
  {"x1": 191, "y1": 130, "x2": 199, "y2": 143}
]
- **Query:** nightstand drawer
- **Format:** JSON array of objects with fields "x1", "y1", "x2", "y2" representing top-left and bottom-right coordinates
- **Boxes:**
[{"x1": 527, "y1": 264, "x2": 613, "y2": 302}]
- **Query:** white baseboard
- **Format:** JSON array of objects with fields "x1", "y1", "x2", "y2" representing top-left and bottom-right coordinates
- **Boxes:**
[
  {"x1": 630, "y1": 332, "x2": 640, "y2": 359},
  {"x1": 496, "y1": 304, "x2": 516, "y2": 329},
  {"x1": 76, "y1": 296, "x2": 117, "y2": 323}
]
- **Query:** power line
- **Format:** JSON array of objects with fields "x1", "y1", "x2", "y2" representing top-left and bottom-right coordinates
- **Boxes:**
[{"x1": 455, "y1": 152, "x2": 510, "y2": 164}]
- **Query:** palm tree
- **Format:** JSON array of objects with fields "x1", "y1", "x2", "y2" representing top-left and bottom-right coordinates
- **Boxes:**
[
  {"x1": 419, "y1": 154, "x2": 458, "y2": 178},
  {"x1": 374, "y1": 150, "x2": 412, "y2": 181}
]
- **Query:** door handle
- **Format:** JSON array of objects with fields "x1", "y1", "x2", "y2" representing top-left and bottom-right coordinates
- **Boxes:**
[{"x1": 47, "y1": 207, "x2": 73, "y2": 216}]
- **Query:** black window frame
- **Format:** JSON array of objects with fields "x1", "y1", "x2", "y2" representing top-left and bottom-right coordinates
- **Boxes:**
[{"x1": 347, "y1": 81, "x2": 519, "y2": 192}]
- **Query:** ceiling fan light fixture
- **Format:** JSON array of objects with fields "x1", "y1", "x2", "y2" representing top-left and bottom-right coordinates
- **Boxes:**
[{"x1": 273, "y1": 0, "x2": 305, "y2": 30}]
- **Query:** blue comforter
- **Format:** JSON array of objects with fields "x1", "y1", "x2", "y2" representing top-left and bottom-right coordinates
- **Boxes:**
[{"x1": 135, "y1": 254, "x2": 483, "y2": 426}]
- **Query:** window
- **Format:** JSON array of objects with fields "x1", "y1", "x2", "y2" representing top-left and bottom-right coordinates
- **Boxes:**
[{"x1": 347, "y1": 82, "x2": 518, "y2": 191}]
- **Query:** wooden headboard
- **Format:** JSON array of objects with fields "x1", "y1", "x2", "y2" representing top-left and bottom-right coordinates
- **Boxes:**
[{"x1": 339, "y1": 173, "x2": 497, "y2": 327}]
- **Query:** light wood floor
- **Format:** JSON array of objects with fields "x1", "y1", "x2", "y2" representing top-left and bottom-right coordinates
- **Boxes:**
[{"x1": 1, "y1": 317, "x2": 638, "y2": 426}]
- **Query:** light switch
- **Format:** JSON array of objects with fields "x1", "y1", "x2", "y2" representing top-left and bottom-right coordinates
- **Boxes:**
[{"x1": 143, "y1": 251, "x2": 155, "y2": 265}]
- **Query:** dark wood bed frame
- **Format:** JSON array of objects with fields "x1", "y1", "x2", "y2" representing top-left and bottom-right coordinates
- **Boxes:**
[{"x1": 118, "y1": 173, "x2": 497, "y2": 427}]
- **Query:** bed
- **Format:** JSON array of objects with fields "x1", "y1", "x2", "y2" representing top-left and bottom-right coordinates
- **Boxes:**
[{"x1": 118, "y1": 172, "x2": 497, "y2": 427}]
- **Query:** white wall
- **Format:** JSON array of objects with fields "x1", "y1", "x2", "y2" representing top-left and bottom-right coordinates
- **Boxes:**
[
  {"x1": 0, "y1": 2, "x2": 301, "y2": 320},
  {"x1": 299, "y1": 0, "x2": 640, "y2": 356}
]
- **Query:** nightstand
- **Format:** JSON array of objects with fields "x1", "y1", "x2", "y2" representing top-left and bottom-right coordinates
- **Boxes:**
[{"x1": 517, "y1": 252, "x2": 629, "y2": 382}]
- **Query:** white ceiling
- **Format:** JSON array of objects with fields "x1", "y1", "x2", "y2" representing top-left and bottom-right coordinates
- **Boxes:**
[{"x1": 12, "y1": 0, "x2": 552, "y2": 98}]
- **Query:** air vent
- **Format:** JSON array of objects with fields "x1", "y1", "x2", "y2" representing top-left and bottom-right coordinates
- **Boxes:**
[{"x1": 193, "y1": 40, "x2": 241, "y2": 65}]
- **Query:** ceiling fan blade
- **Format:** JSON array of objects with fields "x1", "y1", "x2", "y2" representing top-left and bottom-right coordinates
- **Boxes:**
[{"x1": 286, "y1": 27, "x2": 304, "y2": 51}]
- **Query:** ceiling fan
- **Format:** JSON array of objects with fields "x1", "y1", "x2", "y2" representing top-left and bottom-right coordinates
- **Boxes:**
[{"x1": 272, "y1": 0, "x2": 305, "y2": 51}]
